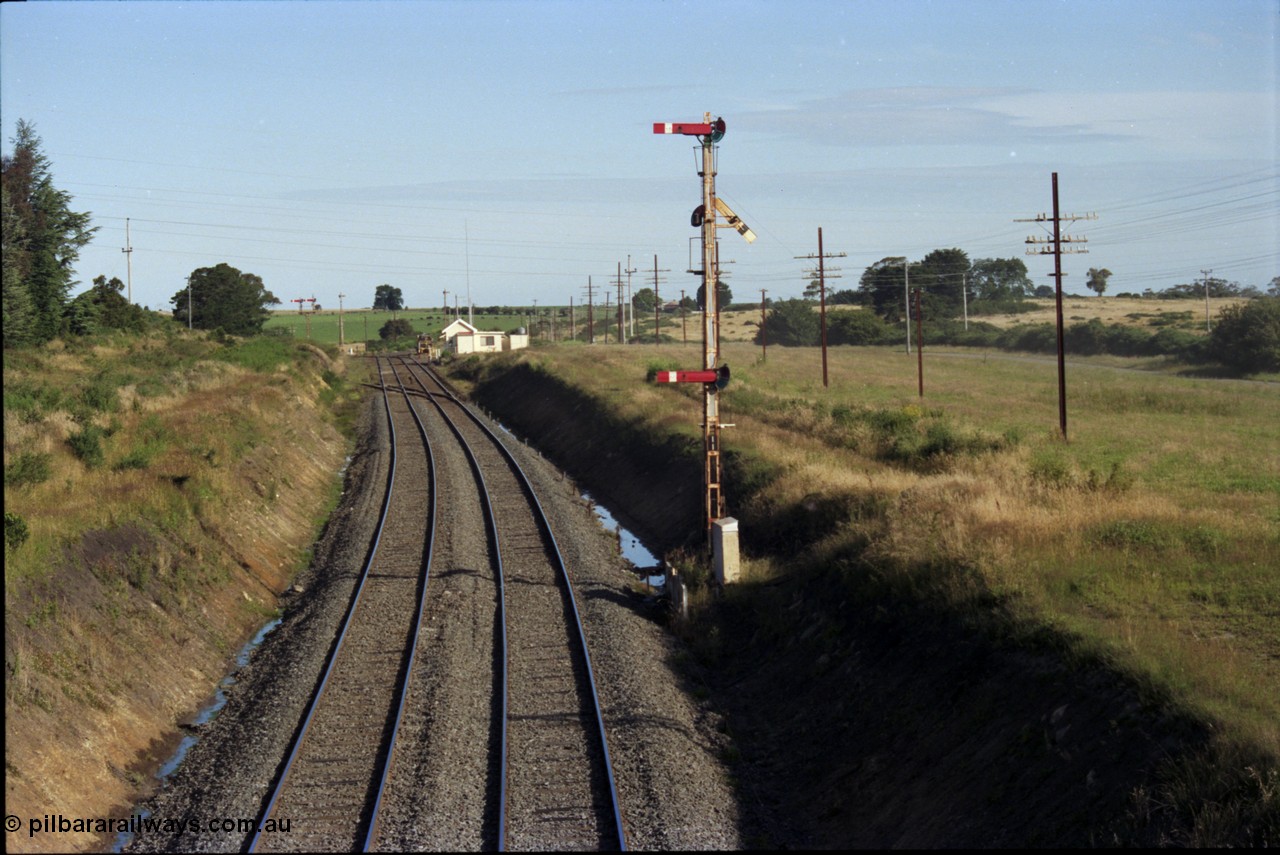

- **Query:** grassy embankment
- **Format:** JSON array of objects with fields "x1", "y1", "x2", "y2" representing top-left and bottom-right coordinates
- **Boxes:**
[
  {"x1": 448, "y1": 339, "x2": 1278, "y2": 845},
  {"x1": 4, "y1": 328, "x2": 366, "y2": 853}
]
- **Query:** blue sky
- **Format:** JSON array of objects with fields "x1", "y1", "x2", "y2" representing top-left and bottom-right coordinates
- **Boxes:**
[{"x1": 2, "y1": 0, "x2": 1276, "y2": 313}]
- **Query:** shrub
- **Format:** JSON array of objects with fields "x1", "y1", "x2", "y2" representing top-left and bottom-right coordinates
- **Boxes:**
[
  {"x1": 4, "y1": 452, "x2": 53, "y2": 488},
  {"x1": 827, "y1": 310, "x2": 891, "y2": 345},
  {"x1": 379, "y1": 318, "x2": 417, "y2": 340},
  {"x1": 759, "y1": 299, "x2": 819, "y2": 346},
  {"x1": 83, "y1": 374, "x2": 123, "y2": 412},
  {"x1": 68, "y1": 425, "x2": 106, "y2": 468},
  {"x1": 1207, "y1": 297, "x2": 1280, "y2": 373},
  {"x1": 4, "y1": 512, "x2": 29, "y2": 550}
]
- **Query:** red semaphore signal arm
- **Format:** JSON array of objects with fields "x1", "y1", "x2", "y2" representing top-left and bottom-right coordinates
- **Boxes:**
[
  {"x1": 653, "y1": 364, "x2": 730, "y2": 390},
  {"x1": 653, "y1": 117, "x2": 726, "y2": 139},
  {"x1": 653, "y1": 122, "x2": 713, "y2": 135},
  {"x1": 655, "y1": 369, "x2": 718, "y2": 383}
]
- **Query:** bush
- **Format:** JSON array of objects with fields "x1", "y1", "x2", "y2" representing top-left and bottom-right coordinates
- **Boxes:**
[
  {"x1": 379, "y1": 318, "x2": 417, "y2": 340},
  {"x1": 4, "y1": 512, "x2": 29, "y2": 550},
  {"x1": 759, "y1": 299, "x2": 819, "y2": 346},
  {"x1": 68, "y1": 425, "x2": 106, "y2": 468},
  {"x1": 827, "y1": 310, "x2": 891, "y2": 345},
  {"x1": 5, "y1": 452, "x2": 52, "y2": 488},
  {"x1": 1207, "y1": 297, "x2": 1280, "y2": 373}
]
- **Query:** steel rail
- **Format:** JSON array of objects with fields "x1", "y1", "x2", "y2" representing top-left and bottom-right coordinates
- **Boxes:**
[
  {"x1": 400, "y1": 357, "x2": 627, "y2": 851},
  {"x1": 362, "y1": 358, "x2": 439, "y2": 850},
  {"x1": 249, "y1": 356, "x2": 437, "y2": 852},
  {"x1": 388, "y1": 355, "x2": 510, "y2": 851}
]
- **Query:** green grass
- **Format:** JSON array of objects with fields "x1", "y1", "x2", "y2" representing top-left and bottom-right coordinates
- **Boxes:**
[{"x1": 263, "y1": 308, "x2": 532, "y2": 345}]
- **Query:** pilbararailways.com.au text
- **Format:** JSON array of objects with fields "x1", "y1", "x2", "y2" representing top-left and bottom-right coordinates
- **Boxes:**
[{"x1": 7, "y1": 813, "x2": 290, "y2": 838}]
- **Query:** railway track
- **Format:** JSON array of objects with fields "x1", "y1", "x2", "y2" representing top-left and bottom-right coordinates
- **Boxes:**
[
  {"x1": 250, "y1": 355, "x2": 625, "y2": 851},
  {"x1": 251, "y1": 357, "x2": 436, "y2": 852},
  {"x1": 399, "y1": 357, "x2": 626, "y2": 851}
]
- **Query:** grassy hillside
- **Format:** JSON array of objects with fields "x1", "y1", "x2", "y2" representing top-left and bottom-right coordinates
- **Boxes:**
[
  {"x1": 447, "y1": 340, "x2": 1279, "y2": 845},
  {"x1": 3, "y1": 329, "x2": 366, "y2": 852}
]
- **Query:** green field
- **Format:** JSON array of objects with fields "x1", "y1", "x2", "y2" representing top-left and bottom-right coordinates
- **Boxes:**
[{"x1": 265, "y1": 309, "x2": 534, "y2": 344}]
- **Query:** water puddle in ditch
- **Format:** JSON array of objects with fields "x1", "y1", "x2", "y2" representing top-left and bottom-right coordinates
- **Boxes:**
[
  {"x1": 585, "y1": 492, "x2": 665, "y2": 589},
  {"x1": 113, "y1": 616, "x2": 282, "y2": 852}
]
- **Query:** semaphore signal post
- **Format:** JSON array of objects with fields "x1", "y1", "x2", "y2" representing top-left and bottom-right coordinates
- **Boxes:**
[{"x1": 653, "y1": 114, "x2": 754, "y2": 567}]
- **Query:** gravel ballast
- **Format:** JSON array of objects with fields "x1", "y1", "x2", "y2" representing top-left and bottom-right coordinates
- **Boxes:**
[{"x1": 125, "y1": 377, "x2": 743, "y2": 851}]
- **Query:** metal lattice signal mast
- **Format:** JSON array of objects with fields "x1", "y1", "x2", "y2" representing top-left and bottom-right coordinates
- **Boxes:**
[
  {"x1": 1016, "y1": 172, "x2": 1098, "y2": 440},
  {"x1": 654, "y1": 113, "x2": 754, "y2": 537}
]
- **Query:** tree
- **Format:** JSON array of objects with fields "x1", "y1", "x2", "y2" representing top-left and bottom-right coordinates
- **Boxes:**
[
  {"x1": 379, "y1": 318, "x2": 415, "y2": 340},
  {"x1": 695, "y1": 278, "x2": 732, "y2": 311},
  {"x1": 802, "y1": 271, "x2": 823, "y2": 302},
  {"x1": 1, "y1": 120, "x2": 98, "y2": 343},
  {"x1": 67, "y1": 275, "x2": 148, "y2": 334},
  {"x1": 915, "y1": 248, "x2": 970, "y2": 318},
  {"x1": 859, "y1": 257, "x2": 914, "y2": 321},
  {"x1": 373, "y1": 284, "x2": 403, "y2": 312},
  {"x1": 1206, "y1": 296, "x2": 1280, "y2": 373},
  {"x1": 632, "y1": 287, "x2": 657, "y2": 313},
  {"x1": 171, "y1": 263, "x2": 278, "y2": 335},
  {"x1": 1086, "y1": 268, "x2": 1113, "y2": 296},
  {"x1": 2, "y1": 179, "x2": 35, "y2": 346},
  {"x1": 969, "y1": 257, "x2": 1033, "y2": 301},
  {"x1": 756, "y1": 298, "x2": 819, "y2": 346}
]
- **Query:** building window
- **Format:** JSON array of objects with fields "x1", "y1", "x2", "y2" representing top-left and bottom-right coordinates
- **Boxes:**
[{"x1": 483, "y1": 336, "x2": 496, "y2": 347}]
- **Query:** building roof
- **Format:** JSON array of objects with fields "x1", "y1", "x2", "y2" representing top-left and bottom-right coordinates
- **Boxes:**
[{"x1": 440, "y1": 318, "x2": 479, "y2": 339}]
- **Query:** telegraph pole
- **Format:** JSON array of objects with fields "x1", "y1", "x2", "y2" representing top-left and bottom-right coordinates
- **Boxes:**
[
  {"x1": 653, "y1": 255, "x2": 668, "y2": 345},
  {"x1": 914, "y1": 287, "x2": 924, "y2": 398},
  {"x1": 680, "y1": 289, "x2": 687, "y2": 345},
  {"x1": 626, "y1": 255, "x2": 638, "y2": 339},
  {"x1": 616, "y1": 262, "x2": 625, "y2": 344},
  {"x1": 795, "y1": 227, "x2": 845, "y2": 387},
  {"x1": 904, "y1": 260, "x2": 911, "y2": 354},
  {"x1": 1018, "y1": 172, "x2": 1097, "y2": 440},
  {"x1": 338, "y1": 292, "x2": 346, "y2": 346},
  {"x1": 121, "y1": 218, "x2": 133, "y2": 304},
  {"x1": 585, "y1": 277, "x2": 595, "y2": 344},
  {"x1": 760, "y1": 289, "x2": 768, "y2": 362},
  {"x1": 1201, "y1": 269, "x2": 1213, "y2": 331}
]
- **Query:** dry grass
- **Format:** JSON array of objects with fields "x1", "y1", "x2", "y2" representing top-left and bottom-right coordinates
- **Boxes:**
[
  {"x1": 4, "y1": 329, "x2": 366, "y2": 853},
  {"x1": 474, "y1": 341, "x2": 1280, "y2": 760}
]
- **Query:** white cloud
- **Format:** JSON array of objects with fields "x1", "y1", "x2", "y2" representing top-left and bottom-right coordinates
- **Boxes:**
[{"x1": 732, "y1": 87, "x2": 1274, "y2": 162}]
